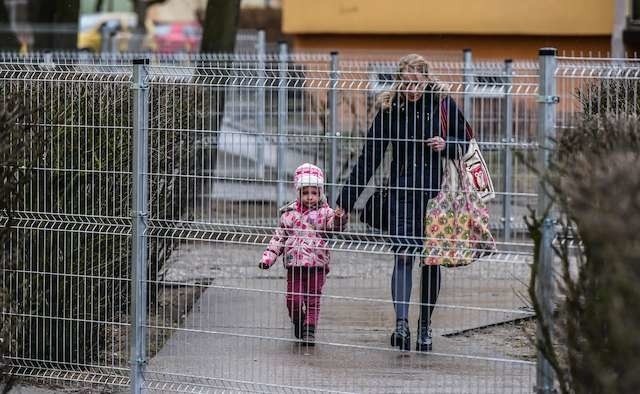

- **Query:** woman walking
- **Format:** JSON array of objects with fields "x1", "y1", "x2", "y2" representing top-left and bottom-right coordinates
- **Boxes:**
[{"x1": 336, "y1": 54, "x2": 469, "y2": 351}]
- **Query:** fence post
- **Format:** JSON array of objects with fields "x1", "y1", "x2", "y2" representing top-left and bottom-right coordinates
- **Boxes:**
[
  {"x1": 326, "y1": 51, "x2": 339, "y2": 204},
  {"x1": 255, "y1": 29, "x2": 266, "y2": 179},
  {"x1": 501, "y1": 59, "x2": 514, "y2": 242},
  {"x1": 130, "y1": 58, "x2": 149, "y2": 394},
  {"x1": 463, "y1": 48, "x2": 473, "y2": 122},
  {"x1": 277, "y1": 42, "x2": 288, "y2": 208},
  {"x1": 100, "y1": 23, "x2": 110, "y2": 53},
  {"x1": 536, "y1": 47, "x2": 558, "y2": 394}
]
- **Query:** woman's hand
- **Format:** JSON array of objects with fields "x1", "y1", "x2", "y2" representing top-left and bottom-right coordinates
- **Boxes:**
[
  {"x1": 334, "y1": 207, "x2": 348, "y2": 229},
  {"x1": 426, "y1": 136, "x2": 446, "y2": 152}
]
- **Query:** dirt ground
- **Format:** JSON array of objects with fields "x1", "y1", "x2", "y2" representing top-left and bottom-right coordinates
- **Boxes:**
[
  {"x1": 10, "y1": 285, "x2": 203, "y2": 394},
  {"x1": 447, "y1": 318, "x2": 536, "y2": 362}
]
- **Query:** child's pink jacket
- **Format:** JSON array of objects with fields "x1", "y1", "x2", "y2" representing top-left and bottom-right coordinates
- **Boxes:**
[{"x1": 261, "y1": 201, "x2": 346, "y2": 270}]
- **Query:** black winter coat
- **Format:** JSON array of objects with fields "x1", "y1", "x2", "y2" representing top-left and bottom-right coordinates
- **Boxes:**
[{"x1": 337, "y1": 89, "x2": 469, "y2": 242}]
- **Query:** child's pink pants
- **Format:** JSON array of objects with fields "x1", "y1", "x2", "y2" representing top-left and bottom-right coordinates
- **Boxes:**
[{"x1": 286, "y1": 267, "x2": 327, "y2": 326}]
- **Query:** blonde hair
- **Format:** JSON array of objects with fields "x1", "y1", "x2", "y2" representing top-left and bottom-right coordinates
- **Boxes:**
[{"x1": 376, "y1": 53, "x2": 441, "y2": 110}]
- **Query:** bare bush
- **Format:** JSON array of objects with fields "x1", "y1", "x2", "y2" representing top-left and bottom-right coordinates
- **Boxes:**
[
  {"x1": 1, "y1": 92, "x2": 46, "y2": 393},
  {"x1": 1, "y1": 76, "x2": 197, "y2": 373},
  {"x1": 528, "y1": 116, "x2": 640, "y2": 394}
]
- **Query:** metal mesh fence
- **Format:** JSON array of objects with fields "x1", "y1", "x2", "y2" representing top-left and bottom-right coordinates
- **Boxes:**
[
  {"x1": 1, "y1": 59, "x2": 133, "y2": 387},
  {"x1": 4, "y1": 50, "x2": 623, "y2": 393},
  {"x1": 135, "y1": 52, "x2": 537, "y2": 393}
]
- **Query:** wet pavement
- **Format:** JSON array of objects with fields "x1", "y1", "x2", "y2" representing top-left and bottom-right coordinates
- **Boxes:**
[{"x1": 146, "y1": 242, "x2": 535, "y2": 393}]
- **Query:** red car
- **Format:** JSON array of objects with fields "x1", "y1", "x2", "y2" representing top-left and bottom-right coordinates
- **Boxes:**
[{"x1": 152, "y1": 22, "x2": 202, "y2": 53}]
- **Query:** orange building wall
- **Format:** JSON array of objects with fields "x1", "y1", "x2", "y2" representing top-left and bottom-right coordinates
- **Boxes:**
[
  {"x1": 283, "y1": 0, "x2": 614, "y2": 36},
  {"x1": 283, "y1": 0, "x2": 614, "y2": 59},
  {"x1": 291, "y1": 34, "x2": 611, "y2": 60}
]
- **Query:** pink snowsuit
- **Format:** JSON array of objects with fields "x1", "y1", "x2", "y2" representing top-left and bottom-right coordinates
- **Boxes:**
[
  {"x1": 261, "y1": 200, "x2": 345, "y2": 270},
  {"x1": 261, "y1": 199, "x2": 346, "y2": 327}
]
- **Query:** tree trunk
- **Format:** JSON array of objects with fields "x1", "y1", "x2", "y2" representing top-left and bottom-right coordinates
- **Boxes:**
[
  {"x1": 30, "y1": 0, "x2": 79, "y2": 50},
  {"x1": 130, "y1": 0, "x2": 166, "y2": 50},
  {"x1": 0, "y1": 1, "x2": 20, "y2": 50},
  {"x1": 95, "y1": 0, "x2": 104, "y2": 13},
  {"x1": 133, "y1": 0, "x2": 147, "y2": 32},
  {"x1": 197, "y1": 0, "x2": 241, "y2": 192},
  {"x1": 132, "y1": 0, "x2": 167, "y2": 31},
  {"x1": 200, "y1": 0, "x2": 240, "y2": 53}
]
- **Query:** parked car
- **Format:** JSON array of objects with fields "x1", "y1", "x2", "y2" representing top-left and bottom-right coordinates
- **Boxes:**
[
  {"x1": 77, "y1": 12, "x2": 155, "y2": 52},
  {"x1": 152, "y1": 21, "x2": 201, "y2": 53},
  {"x1": 77, "y1": 12, "x2": 135, "y2": 52}
]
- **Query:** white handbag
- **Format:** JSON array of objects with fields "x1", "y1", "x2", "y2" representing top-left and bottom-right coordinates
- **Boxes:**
[
  {"x1": 440, "y1": 97, "x2": 495, "y2": 202},
  {"x1": 445, "y1": 139, "x2": 495, "y2": 202}
]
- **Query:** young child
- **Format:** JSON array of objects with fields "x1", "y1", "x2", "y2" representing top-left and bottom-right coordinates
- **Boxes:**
[{"x1": 259, "y1": 163, "x2": 347, "y2": 346}]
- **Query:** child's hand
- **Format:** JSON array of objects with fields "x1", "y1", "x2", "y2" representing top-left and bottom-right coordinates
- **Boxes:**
[{"x1": 258, "y1": 262, "x2": 270, "y2": 270}]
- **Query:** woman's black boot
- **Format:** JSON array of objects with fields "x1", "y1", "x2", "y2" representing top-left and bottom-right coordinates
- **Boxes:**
[
  {"x1": 416, "y1": 321, "x2": 433, "y2": 352},
  {"x1": 390, "y1": 319, "x2": 410, "y2": 351}
]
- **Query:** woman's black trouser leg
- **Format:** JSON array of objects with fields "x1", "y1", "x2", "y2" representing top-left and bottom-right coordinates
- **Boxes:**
[
  {"x1": 390, "y1": 255, "x2": 413, "y2": 350},
  {"x1": 391, "y1": 255, "x2": 414, "y2": 321},
  {"x1": 418, "y1": 264, "x2": 441, "y2": 330}
]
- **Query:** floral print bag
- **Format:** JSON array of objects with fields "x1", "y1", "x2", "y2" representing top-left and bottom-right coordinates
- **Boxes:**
[{"x1": 422, "y1": 160, "x2": 496, "y2": 267}]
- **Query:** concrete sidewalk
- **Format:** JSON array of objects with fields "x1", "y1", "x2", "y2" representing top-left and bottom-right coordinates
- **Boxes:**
[
  {"x1": 146, "y1": 243, "x2": 535, "y2": 393},
  {"x1": 9, "y1": 242, "x2": 534, "y2": 393}
]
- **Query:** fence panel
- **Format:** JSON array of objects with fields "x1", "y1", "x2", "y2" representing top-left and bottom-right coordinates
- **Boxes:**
[
  {"x1": 0, "y1": 59, "x2": 133, "y2": 388},
  {"x1": 0, "y1": 52, "x2": 546, "y2": 393},
  {"x1": 141, "y1": 55, "x2": 538, "y2": 393}
]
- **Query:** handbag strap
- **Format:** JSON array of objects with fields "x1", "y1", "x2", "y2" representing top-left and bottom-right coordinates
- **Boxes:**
[
  {"x1": 439, "y1": 96, "x2": 472, "y2": 193},
  {"x1": 439, "y1": 96, "x2": 474, "y2": 140},
  {"x1": 441, "y1": 153, "x2": 466, "y2": 192},
  {"x1": 442, "y1": 151, "x2": 474, "y2": 193}
]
